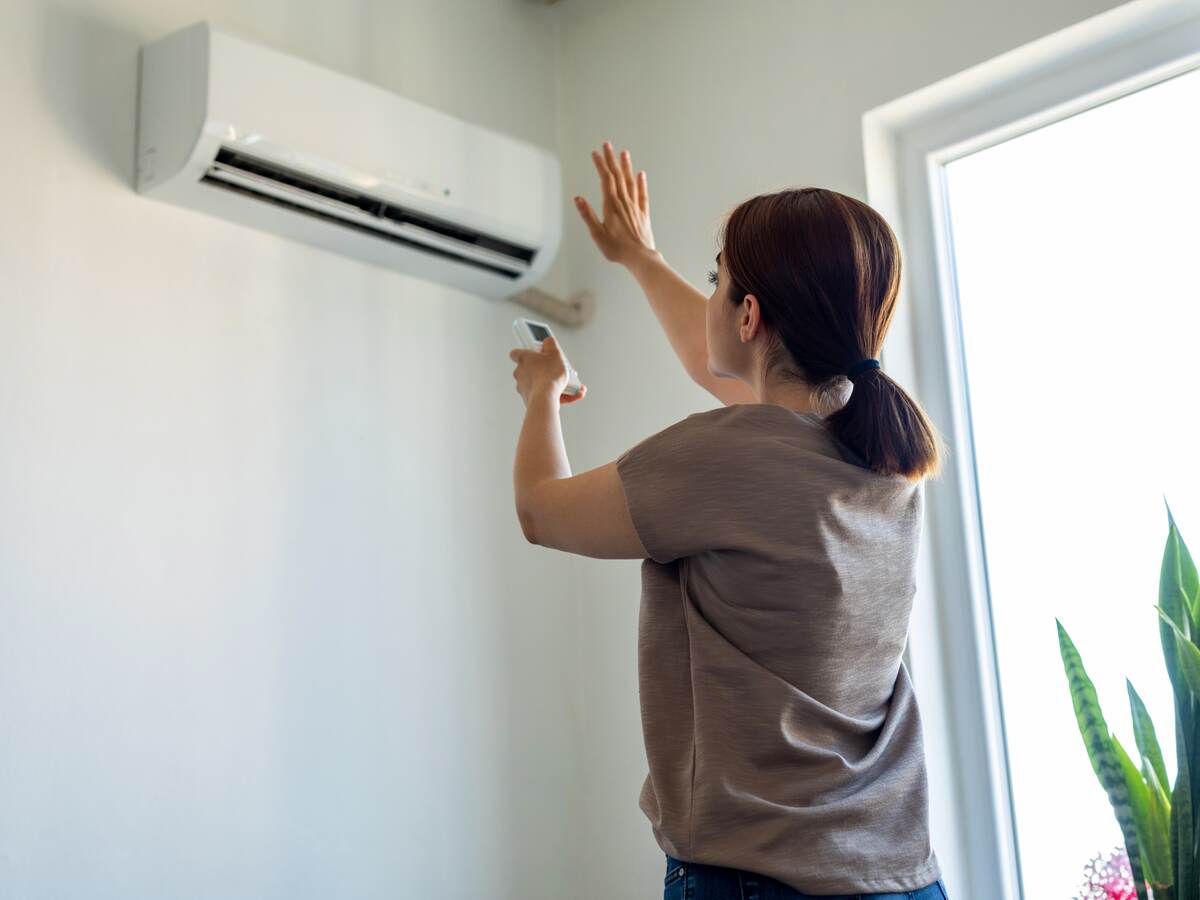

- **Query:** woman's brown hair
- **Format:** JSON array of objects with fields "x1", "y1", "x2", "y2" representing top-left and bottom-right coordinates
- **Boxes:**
[{"x1": 720, "y1": 188, "x2": 944, "y2": 481}]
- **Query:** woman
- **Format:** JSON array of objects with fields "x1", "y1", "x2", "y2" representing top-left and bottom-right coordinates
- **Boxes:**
[{"x1": 509, "y1": 141, "x2": 949, "y2": 900}]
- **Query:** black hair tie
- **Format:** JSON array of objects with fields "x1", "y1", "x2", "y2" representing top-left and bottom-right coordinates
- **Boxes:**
[{"x1": 846, "y1": 358, "x2": 881, "y2": 378}]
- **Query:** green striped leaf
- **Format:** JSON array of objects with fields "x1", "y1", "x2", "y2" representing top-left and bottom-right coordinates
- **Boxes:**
[
  {"x1": 1158, "y1": 513, "x2": 1199, "y2": 898},
  {"x1": 1162, "y1": 514, "x2": 1194, "y2": 648},
  {"x1": 1129, "y1": 679, "x2": 1170, "y2": 798},
  {"x1": 1128, "y1": 679, "x2": 1171, "y2": 807},
  {"x1": 1059, "y1": 620, "x2": 1120, "y2": 786},
  {"x1": 1172, "y1": 700, "x2": 1195, "y2": 900},
  {"x1": 1057, "y1": 619, "x2": 1148, "y2": 900},
  {"x1": 1142, "y1": 755, "x2": 1172, "y2": 839},
  {"x1": 1113, "y1": 735, "x2": 1170, "y2": 889},
  {"x1": 1165, "y1": 499, "x2": 1199, "y2": 633},
  {"x1": 1155, "y1": 607, "x2": 1200, "y2": 698}
]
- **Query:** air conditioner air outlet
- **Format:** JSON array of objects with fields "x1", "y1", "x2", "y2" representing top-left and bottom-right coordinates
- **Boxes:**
[{"x1": 207, "y1": 148, "x2": 536, "y2": 274}]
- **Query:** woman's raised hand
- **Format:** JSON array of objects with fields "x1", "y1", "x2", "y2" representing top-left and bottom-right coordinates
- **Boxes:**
[{"x1": 574, "y1": 142, "x2": 659, "y2": 268}]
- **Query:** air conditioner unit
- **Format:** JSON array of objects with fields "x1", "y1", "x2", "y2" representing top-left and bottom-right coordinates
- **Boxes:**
[{"x1": 135, "y1": 22, "x2": 561, "y2": 301}]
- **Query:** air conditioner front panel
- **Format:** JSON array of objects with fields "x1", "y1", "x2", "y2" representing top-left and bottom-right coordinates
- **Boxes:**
[{"x1": 135, "y1": 22, "x2": 561, "y2": 299}]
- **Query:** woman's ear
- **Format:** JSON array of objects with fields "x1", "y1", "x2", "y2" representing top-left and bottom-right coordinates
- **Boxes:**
[{"x1": 739, "y1": 293, "x2": 762, "y2": 343}]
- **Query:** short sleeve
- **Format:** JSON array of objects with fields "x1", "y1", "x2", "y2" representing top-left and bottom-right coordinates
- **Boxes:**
[{"x1": 616, "y1": 411, "x2": 741, "y2": 564}]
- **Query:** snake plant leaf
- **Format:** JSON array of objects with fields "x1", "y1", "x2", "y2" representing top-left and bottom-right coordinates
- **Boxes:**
[
  {"x1": 1142, "y1": 755, "x2": 1172, "y2": 828},
  {"x1": 1155, "y1": 607, "x2": 1200, "y2": 698},
  {"x1": 1129, "y1": 679, "x2": 1170, "y2": 796},
  {"x1": 1158, "y1": 593, "x2": 1200, "y2": 887},
  {"x1": 1114, "y1": 735, "x2": 1171, "y2": 888},
  {"x1": 1171, "y1": 706, "x2": 1195, "y2": 900},
  {"x1": 1165, "y1": 498, "x2": 1199, "y2": 630},
  {"x1": 1139, "y1": 752, "x2": 1174, "y2": 893},
  {"x1": 1059, "y1": 619, "x2": 1123, "y2": 785},
  {"x1": 1160, "y1": 537, "x2": 1200, "y2": 881},
  {"x1": 1161, "y1": 515, "x2": 1194, "y2": 649},
  {"x1": 1057, "y1": 619, "x2": 1149, "y2": 900},
  {"x1": 1158, "y1": 512, "x2": 1200, "y2": 900}
]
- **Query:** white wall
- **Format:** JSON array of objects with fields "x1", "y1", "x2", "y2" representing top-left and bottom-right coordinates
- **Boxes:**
[
  {"x1": 554, "y1": 1, "x2": 1128, "y2": 897},
  {"x1": 0, "y1": 1, "x2": 580, "y2": 898}
]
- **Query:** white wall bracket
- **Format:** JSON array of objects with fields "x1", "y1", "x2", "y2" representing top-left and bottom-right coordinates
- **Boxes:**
[{"x1": 508, "y1": 287, "x2": 595, "y2": 328}]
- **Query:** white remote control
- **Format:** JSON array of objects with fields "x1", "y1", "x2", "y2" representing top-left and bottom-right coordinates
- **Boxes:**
[{"x1": 512, "y1": 318, "x2": 582, "y2": 396}]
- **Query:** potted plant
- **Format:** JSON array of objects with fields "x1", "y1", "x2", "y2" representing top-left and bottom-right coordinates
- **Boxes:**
[{"x1": 1058, "y1": 504, "x2": 1200, "y2": 900}]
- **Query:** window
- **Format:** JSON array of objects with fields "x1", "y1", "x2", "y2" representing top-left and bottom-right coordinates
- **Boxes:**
[{"x1": 863, "y1": 3, "x2": 1200, "y2": 897}]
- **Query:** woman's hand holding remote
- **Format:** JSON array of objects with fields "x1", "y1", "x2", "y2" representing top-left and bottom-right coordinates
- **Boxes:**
[{"x1": 574, "y1": 142, "x2": 662, "y2": 276}]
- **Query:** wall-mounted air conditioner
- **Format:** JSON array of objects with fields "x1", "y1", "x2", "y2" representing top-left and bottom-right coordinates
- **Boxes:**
[{"x1": 135, "y1": 22, "x2": 571, "y2": 309}]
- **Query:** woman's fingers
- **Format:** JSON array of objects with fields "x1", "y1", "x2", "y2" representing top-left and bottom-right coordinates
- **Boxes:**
[
  {"x1": 590, "y1": 149, "x2": 609, "y2": 203},
  {"x1": 602, "y1": 143, "x2": 632, "y2": 206},
  {"x1": 575, "y1": 196, "x2": 601, "y2": 235},
  {"x1": 619, "y1": 149, "x2": 637, "y2": 202},
  {"x1": 591, "y1": 149, "x2": 620, "y2": 215},
  {"x1": 590, "y1": 150, "x2": 617, "y2": 215},
  {"x1": 636, "y1": 170, "x2": 648, "y2": 215}
]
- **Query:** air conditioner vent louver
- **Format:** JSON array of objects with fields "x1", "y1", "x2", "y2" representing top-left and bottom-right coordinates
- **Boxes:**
[{"x1": 201, "y1": 148, "x2": 537, "y2": 280}]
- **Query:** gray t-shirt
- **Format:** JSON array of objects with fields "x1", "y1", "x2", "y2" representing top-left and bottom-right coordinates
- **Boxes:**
[{"x1": 615, "y1": 402, "x2": 941, "y2": 895}]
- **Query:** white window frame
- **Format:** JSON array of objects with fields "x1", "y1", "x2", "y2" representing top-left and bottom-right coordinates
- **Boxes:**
[{"x1": 863, "y1": 1, "x2": 1200, "y2": 897}]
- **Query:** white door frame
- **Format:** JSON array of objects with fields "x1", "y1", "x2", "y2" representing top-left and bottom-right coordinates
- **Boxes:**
[{"x1": 862, "y1": 1, "x2": 1200, "y2": 897}]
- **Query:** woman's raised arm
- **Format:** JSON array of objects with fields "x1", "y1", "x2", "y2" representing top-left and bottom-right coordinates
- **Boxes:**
[{"x1": 574, "y1": 143, "x2": 756, "y2": 406}]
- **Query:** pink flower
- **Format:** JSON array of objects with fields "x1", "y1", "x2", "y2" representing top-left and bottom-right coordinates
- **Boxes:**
[{"x1": 1076, "y1": 845, "x2": 1137, "y2": 900}]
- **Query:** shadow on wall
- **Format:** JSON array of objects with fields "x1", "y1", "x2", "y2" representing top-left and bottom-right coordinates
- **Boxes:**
[{"x1": 37, "y1": 3, "x2": 143, "y2": 186}]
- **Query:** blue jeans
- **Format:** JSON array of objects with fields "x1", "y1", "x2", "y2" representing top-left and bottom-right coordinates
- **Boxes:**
[{"x1": 664, "y1": 854, "x2": 950, "y2": 900}]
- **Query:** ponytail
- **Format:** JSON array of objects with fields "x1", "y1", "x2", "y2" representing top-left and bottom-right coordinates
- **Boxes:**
[{"x1": 823, "y1": 367, "x2": 943, "y2": 481}]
